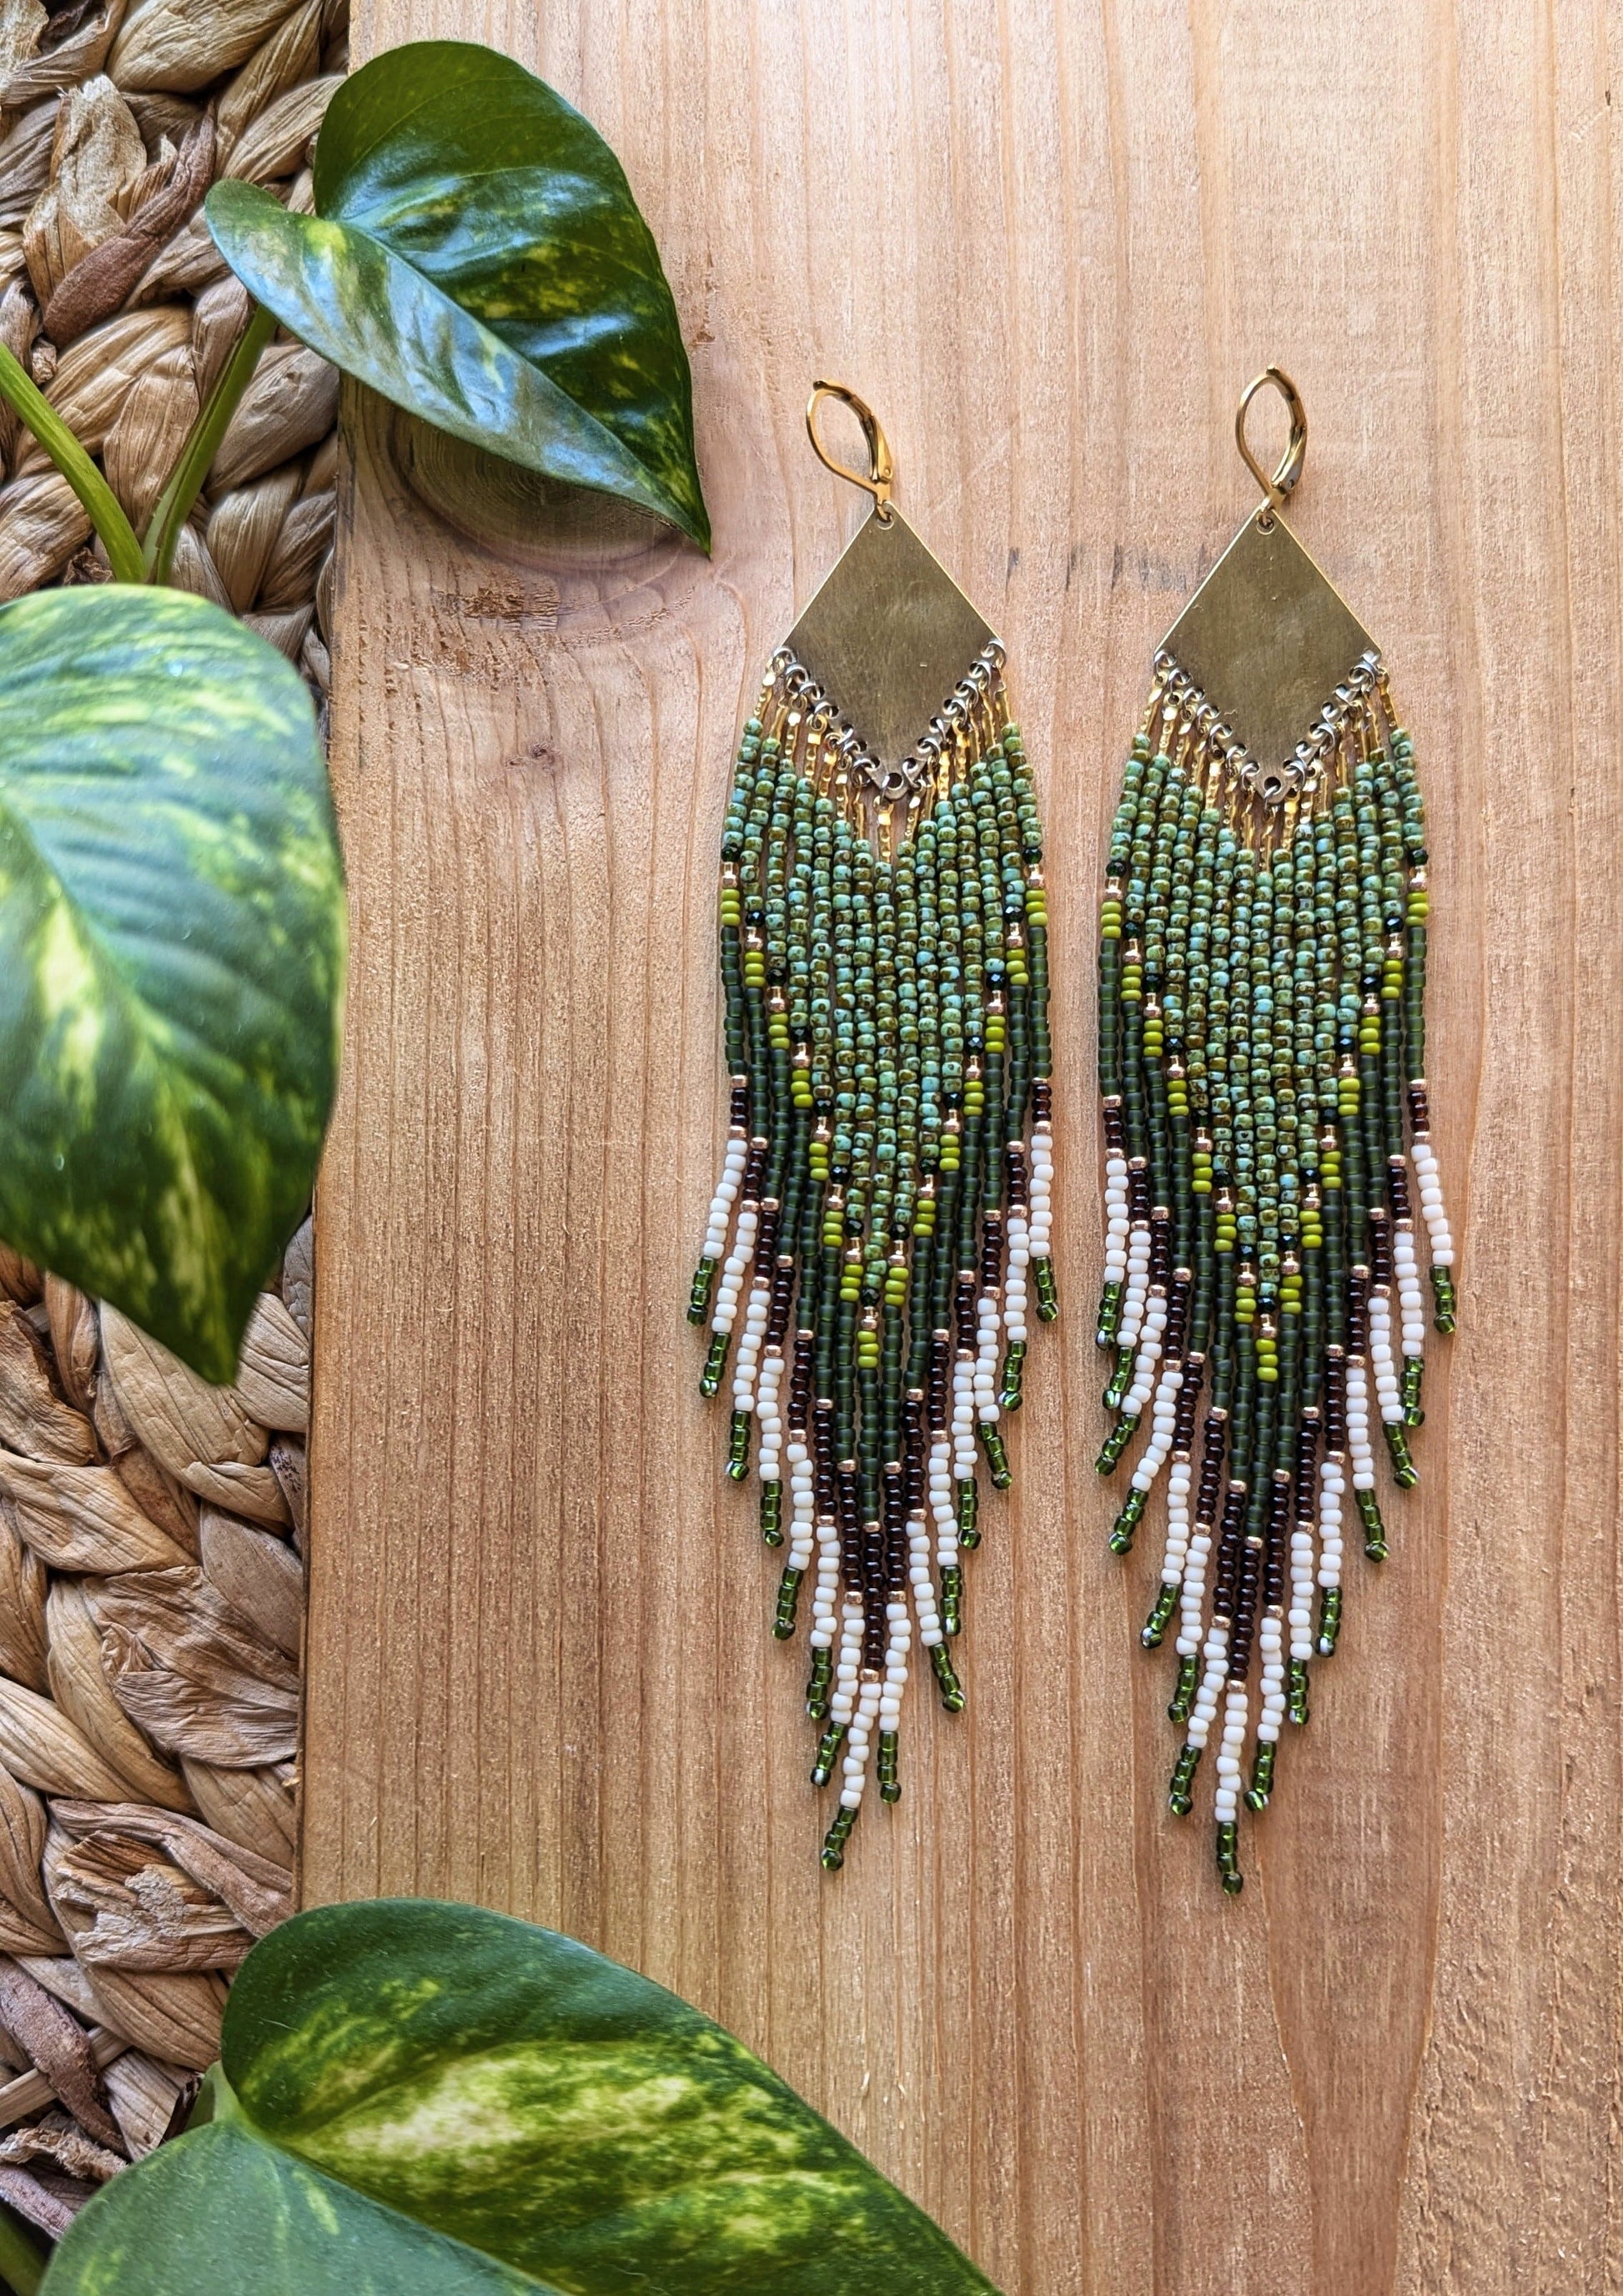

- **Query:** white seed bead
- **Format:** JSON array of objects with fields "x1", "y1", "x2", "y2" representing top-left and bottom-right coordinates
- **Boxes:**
[
  {"x1": 1411, "y1": 1136, "x2": 1456, "y2": 1268},
  {"x1": 710, "y1": 1203, "x2": 757, "y2": 1338},
  {"x1": 1117, "y1": 1222, "x2": 1152, "y2": 1351},
  {"x1": 930, "y1": 1431, "x2": 958, "y2": 1569},
  {"x1": 1177, "y1": 1522, "x2": 1213, "y2": 1656},
  {"x1": 1130, "y1": 1361, "x2": 1183, "y2": 1495},
  {"x1": 731, "y1": 1278, "x2": 771, "y2": 1412},
  {"x1": 1318, "y1": 1454, "x2": 1345, "y2": 1589},
  {"x1": 1289, "y1": 1523, "x2": 1315, "y2": 1661},
  {"x1": 1347, "y1": 1355, "x2": 1376, "y2": 1490},
  {"x1": 808, "y1": 1514, "x2": 842, "y2": 1649},
  {"x1": 1256, "y1": 1615, "x2": 1285, "y2": 1745},
  {"x1": 1369, "y1": 1291, "x2": 1403, "y2": 1425},
  {"x1": 701, "y1": 1133, "x2": 749, "y2": 1259}
]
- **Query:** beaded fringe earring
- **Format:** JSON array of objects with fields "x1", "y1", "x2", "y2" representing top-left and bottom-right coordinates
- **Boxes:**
[
  {"x1": 691, "y1": 384, "x2": 1055, "y2": 1871},
  {"x1": 1097, "y1": 371, "x2": 1456, "y2": 1892}
]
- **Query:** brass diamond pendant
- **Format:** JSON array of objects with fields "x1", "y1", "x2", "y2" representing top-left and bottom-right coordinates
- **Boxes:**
[
  {"x1": 1160, "y1": 505, "x2": 1375, "y2": 803},
  {"x1": 786, "y1": 505, "x2": 996, "y2": 771}
]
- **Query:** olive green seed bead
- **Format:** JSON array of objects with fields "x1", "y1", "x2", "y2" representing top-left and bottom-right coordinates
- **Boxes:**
[
  {"x1": 1142, "y1": 1582, "x2": 1179, "y2": 1648},
  {"x1": 1286, "y1": 1656, "x2": 1310, "y2": 1726},
  {"x1": 1431, "y1": 1267, "x2": 1457, "y2": 1332},
  {"x1": 877, "y1": 1731, "x2": 901, "y2": 1804},
  {"x1": 760, "y1": 1480, "x2": 783, "y2": 1546},
  {"x1": 772, "y1": 1565, "x2": 802, "y2": 1638},
  {"x1": 1356, "y1": 1488, "x2": 1389, "y2": 1556},
  {"x1": 1216, "y1": 1819, "x2": 1244, "y2": 1894},
  {"x1": 1000, "y1": 1337, "x2": 1028, "y2": 1410},
  {"x1": 821, "y1": 1806, "x2": 858, "y2": 1870},
  {"x1": 1244, "y1": 1738, "x2": 1277, "y2": 1812},
  {"x1": 1168, "y1": 1742, "x2": 1200, "y2": 1815},
  {"x1": 940, "y1": 1564, "x2": 964, "y2": 1636},
  {"x1": 1383, "y1": 1423, "x2": 1417, "y2": 1489},
  {"x1": 1316, "y1": 1585, "x2": 1343, "y2": 1656},
  {"x1": 700, "y1": 1331, "x2": 729, "y2": 1399},
  {"x1": 811, "y1": 1721, "x2": 847, "y2": 1788},
  {"x1": 1095, "y1": 1412, "x2": 1138, "y2": 1475},
  {"x1": 931, "y1": 1643, "x2": 967, "y2": 1711},
  {"x1": 726, "y1": 1409, "x2": 751, "y2": 1481},
  {"x1": 1033, "y1": 1255, "x2": 1059, "y2": 1319},
  {"x1": 1109, "y1": 1487, "x2": 1147, "y2": 1554},
  {"x1": 979, "y1": 1424, "x2": 1011, "y2": 1489},
  {"x1": 1168, "y1": 1652, "x2": 1199, "y2": 1724},
  {"x1": 957, "y1": 1478, "x2": 980, "y2": 1549},
  {"x1": 1402, "y1": 1356, "x2": 1425, "y2": 1425},
  {"x1": 805, "y1": 1646, "x2": 833, "y2": 1720},
  {"x1": 688, "y1": 1257, "x2": 717, "y2": 1324}
]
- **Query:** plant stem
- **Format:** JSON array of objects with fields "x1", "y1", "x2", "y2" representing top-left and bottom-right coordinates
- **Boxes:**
[
  {"x1": 143, "y1": 300, "x2": 276, "y2": 586},
  {"x1": 0, "y1": 344, "x2": 144, "y2": 585},
  {"x1": 0, "y1": 2199, "x2": 46, "y2": 2296}
]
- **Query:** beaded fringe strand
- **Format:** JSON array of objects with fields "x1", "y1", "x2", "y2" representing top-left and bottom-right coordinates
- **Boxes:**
[
  {"x1": 692, "y1": 642, "x2": 1054, "y2": 1868},
  {"x1": 1098, "y1": 649, "x2": 1455, "y2": 1892}
]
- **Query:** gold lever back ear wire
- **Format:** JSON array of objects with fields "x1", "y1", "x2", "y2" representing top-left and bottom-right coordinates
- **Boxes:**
[
  {"x1": 806, "y1": 379, "x2": 896, "y2": 520},
  {"x1": 688, "y1": 384, "x2": 1058, "y2": 1872},
  {"x1": 1234, "y1": 364, "x2": 1308, "y2": 525}
]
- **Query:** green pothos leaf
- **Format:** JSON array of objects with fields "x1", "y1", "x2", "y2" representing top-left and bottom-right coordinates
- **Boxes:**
[
  {"x1": 42, "y1": 1901, "x2": 1000, "y2": 2296},
  {"x1": 0, "y1": 585, "x2": 344, "y2": 1385},
  {"x1": 205, "y1": 41, "x2": 709, "y2": 548}
]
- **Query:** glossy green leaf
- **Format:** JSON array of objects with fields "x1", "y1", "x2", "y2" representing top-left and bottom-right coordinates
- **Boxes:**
[
  {"x1": 0, "y1": 585, "x2": 344, "y2": 1385},
  {"x1": 43, "y1": 1901, "x2": 999, "y2": 2296},
  {"x1": 206, "y1": 42, "x2": 709, "y2": 548}
]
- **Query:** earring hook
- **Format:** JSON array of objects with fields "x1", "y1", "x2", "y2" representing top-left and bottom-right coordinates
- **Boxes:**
[
  {"x1": 806, "y1": 380, "x2": 895, "y2": 523},
  {"x1": 1235, "y1": 366, "x2": 1307, "y2": 526}
]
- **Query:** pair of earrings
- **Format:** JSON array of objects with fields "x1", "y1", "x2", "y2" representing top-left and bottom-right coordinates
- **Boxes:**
[{"x1": 689, "y1": 370, "x2": 1455, "y2": 1891}]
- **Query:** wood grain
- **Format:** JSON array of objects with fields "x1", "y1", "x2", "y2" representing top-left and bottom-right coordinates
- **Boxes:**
[{"x1": 304, "y1": 3, "x2": 1623, "y2": 2288}]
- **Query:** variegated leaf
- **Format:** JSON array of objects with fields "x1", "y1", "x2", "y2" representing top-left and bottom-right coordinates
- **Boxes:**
[
  {"x1": 204, "y1": 42, "x2": 709, "y2": 547},
  {"x1": 43, "y1": 1900, "x2": 1000, "y2": 2294},
  {"x1": 0, "y1": 585, "x2": 344, "y2": 1384}
]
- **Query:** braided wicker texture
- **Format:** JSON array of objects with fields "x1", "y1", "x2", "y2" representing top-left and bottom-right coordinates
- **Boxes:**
[{"x1": 0, "y1": 0, "x2": 342, "y2": 2238}]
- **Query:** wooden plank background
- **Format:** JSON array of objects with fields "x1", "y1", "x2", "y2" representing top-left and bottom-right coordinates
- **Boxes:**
[{"x1": 304, "y1": 3, "x2": 1623, "y2": 2288}]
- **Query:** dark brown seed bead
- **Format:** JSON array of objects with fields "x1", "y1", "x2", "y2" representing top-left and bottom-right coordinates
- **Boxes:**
[
  {"x1": 1102, "y1": 1097, "x2": 1125, "y2": 1155},
  {"x1": 766, "y1": 1254, "x2": 796, "y2": 1346},
  {"x1": 1369, "y1": 1207, "x2": 1393, "y2": 1289},
  {"x1": 789, "y1": 1330, "x2": 814, "y2": 1434},
  {"x1": 837, "y1": 1461, "x2": 861, "y2": 1590},
  {"x1": 956, "y1": 1272, "x2": 978, "y2": 1353},
  {"x1": 1212, "y1": 1483, "x2": 1247, "y2": 1615},
  {"x1": 729, "y1": 1078, "x2": 750, "y2": 1128},
  {"x1": 743, "y1": 1137, "x2": 769, "y2": 1200},
  {"x1": 928, "y1": 1330, "x2": 951, "y2": 1432},
  {"x1": 1408, "y1": 1080, "x2": 1431, "y2": 1133},
  {"x1": 1196, "y1": 1410, "x2": 1229, "y2": 1524},
  {"x1": 1173, "y1": 1355, "x2": 1205, "y2": 1452},
  {"x1": 980, "y1": 1213, "x2": 1003, "y2": 1292},
  {"x1": 1324, "y1": 1349, "x2": 1348, "y2": 1451},
  {"x1": 1033, "y1": 1078, "x2": 1053, "y2": 1123},
  {"x1": 1229, "y1": 1542, "x2": 1264, "y2": 1677},
  {"x1": 1347, "y1": 1269, "x2": 1370, "y2": 1355},
  {"x1": 1264, "y1": 1473, "x2": 1292, "y2": 1607},
  {"x1": 883, "y1": 1469, "x2": 907, "y2": 1591},
  {"x1": 1164, "y1": 1269, "x2": 1191, "y2": 1359},
  {"x1": 1128, "y1": 1158, "x2": 1151, "y2": 1222},
  {"x1": 903, "y1": 1392, "x2": 927, "y2": 1514},
  {"x1": 1387, "y1": 1156, "x2": 1411, "y2": 1222},
  {"x1": 1005, "y1": 1140, "x2": 1029, "y2": 1207},
  {"x1": 813, "y1": 1399, "x2": 836, "y2": 1500},
  {"x1": 1149, "y1": 1209, "x2": 1172, "y2": 1289},
  {"x1": 1294, "y1": 1407, "x2": 1320, "y2": 1525}
]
